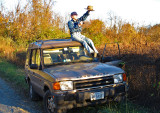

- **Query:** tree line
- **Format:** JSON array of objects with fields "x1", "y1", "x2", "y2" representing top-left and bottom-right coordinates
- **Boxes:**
[{"x1": 0, "y1": 0, "x2": 160, "y2": 47}]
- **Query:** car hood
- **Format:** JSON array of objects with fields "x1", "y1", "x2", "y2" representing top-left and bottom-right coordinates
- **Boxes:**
[{"x1": 43, "y1": 62, "x2": 124, "y2": 81}]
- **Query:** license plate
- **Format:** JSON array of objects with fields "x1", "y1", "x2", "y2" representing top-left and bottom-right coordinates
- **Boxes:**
[{"x1": 91, "y1": 91, "x2": 104, "y2": 101}]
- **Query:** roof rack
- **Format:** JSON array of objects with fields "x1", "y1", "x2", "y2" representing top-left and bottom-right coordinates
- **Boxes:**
[
  {"x1": 36, "y1": 38, "x2": 71, "y2": 42},
  {"x1": 35, "y1": 38, "x2": 71, "y2": 44},
  {"x1": 28, "y1": 38, "x2": 82, "y2": 49}
]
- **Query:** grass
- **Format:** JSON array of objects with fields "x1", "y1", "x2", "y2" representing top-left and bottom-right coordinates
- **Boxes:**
[
  {"x1": 0, "y1": 58, "x2": 28, "y2": 91},
  {"x1": 68, "y1": 101, "x2": 151, "y2": 113},
  {"x1": 0, "y1": 58, "x2": 154, "y2": 113}
]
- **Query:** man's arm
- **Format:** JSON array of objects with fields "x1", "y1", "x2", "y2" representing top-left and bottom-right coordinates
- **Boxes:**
[{"x1": 78, "y1": 11, "x2": 90, "y2": 22}]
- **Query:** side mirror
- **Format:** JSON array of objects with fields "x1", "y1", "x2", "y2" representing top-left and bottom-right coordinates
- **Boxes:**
[{"x1": 30, "y1": 64, "x2": 38, "y2": 69}]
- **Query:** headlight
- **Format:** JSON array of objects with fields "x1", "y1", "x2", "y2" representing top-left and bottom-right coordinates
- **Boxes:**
[
  {"x1": 60, "y1": 81, "x2": 73, "y2": 90},
  {"x1": 113, "y1": 74, "x2": 123, "y2": 83}
]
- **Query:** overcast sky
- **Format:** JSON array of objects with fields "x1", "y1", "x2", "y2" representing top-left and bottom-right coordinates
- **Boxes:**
[{"x1": 1, "y1": 0, "x2": 160, "y2": 26}]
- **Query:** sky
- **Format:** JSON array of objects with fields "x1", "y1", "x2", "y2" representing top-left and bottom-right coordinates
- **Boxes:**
[{"x1": 1, "y1": 0, "x2": 160, "y2": 26}]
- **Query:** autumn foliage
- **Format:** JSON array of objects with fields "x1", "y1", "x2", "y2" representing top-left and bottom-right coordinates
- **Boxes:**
[
  {"x1": 0, "y1": 0, "x2": 68, "y2": 43},
  {"x1": 1, "y1": 0, "x2": 160, "y2": 47}
]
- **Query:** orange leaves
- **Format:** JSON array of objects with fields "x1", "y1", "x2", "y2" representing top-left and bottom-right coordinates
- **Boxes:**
[
  {"x1": 89, "y1": 19, "x2": 105, "y2": 34},
  {"x1": 147, "y1": 24, "x2": 160, "y2": 42},
  {"x1": 0, "y1": 0, "x2": 67, "y2": 42},
  {"x1": 82, "y1": 19, "x2": 105, "y2": 35},
  {"x1": 82, "y1": 19, "x2": 107, "y2": 46}
]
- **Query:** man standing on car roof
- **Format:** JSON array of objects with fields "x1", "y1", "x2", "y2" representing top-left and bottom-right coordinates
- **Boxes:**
[{"x1": 68, "y1": 6, "x2": 99, "y2": 57}]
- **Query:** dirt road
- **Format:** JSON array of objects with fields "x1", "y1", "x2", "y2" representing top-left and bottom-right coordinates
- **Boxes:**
[{"x1": 0, "y1": 77, "x2": 44, "y2": 113}]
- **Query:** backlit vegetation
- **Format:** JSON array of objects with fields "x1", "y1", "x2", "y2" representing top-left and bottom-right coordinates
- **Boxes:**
[{"x1": 0, "y1": 0, "x2": 160, "y2": 112}]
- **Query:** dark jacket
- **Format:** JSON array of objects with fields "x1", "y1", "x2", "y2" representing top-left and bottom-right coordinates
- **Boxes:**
[{"x1": 68, "y1": 11, "x2": 90, "y2": 35}]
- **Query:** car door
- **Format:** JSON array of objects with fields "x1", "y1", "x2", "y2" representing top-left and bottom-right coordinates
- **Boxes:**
[
  {"x1": 28, "y1": 49, "x2": 44, "y2": 96},
  {"x1": 25, "y1": 49, "x2": 31, "y2": 80}
]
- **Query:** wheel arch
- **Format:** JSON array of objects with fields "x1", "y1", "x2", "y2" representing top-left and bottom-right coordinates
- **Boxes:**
[
  {"x1": 43, "y1": 82, "x2": 52, "y2": 93},
  {"x1": 44, "y1": 85, "x2": 49, "y2": 92}
]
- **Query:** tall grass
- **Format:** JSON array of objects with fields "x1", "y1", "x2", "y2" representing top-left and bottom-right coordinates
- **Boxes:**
[
  {"x1": 97, "y1": 42, "x2": 160, "y2": 111},
  {"x1": 68, "y1": 101, "x2": 151, "y2": 113},
  {"x1": 0, "y1": 59, "x2": 28, "y2": 90}
]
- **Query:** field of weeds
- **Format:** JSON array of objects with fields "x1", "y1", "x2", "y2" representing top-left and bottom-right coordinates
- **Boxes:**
[{"x1": 97, "y1": 42, "x2": 160, "y2": 111}]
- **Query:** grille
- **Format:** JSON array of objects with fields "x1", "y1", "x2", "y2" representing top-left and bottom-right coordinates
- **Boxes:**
[{"x1": 74, "y1": 76, "x2": 114, "y2": 89}]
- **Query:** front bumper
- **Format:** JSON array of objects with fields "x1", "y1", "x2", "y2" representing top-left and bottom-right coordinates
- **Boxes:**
[{"x1": 52, "y1": 83, "x2": 128, "y2": 110}]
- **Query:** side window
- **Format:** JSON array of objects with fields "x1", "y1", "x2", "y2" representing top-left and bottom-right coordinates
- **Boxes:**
[
  {"x1": 31, "y1": 50, "x2": 36, "y2": 65},
  {"x1": 36, "y1": 49, "x2": 41, "y2": 67},
  {"x1": 25, "y1": 50, "x2": 30, "y2": 66},
  {"x1": 30, "y1": 49, "x2": 41, "y2": 68}
]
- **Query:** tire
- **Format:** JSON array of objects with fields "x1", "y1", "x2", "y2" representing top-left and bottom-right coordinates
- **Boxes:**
[
  {"x1": 43, "y1": 90, "x2": 67, "y2": 113},
  {"x1": 43, "y1": 90, "x2": 57, "y2": 113},
  {"x1": 29, "y1": 82, "x2": 40, "y2": 101}
]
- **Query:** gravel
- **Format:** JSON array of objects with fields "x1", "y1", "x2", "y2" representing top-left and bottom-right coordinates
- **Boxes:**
[{"x1": 0, "y1": 77, "x2": 44, "y2": 113}]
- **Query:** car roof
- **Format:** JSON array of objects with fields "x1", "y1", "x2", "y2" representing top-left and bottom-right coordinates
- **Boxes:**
[{"x1": 28, "y1": 39, "x2": 82, "y2": 49}]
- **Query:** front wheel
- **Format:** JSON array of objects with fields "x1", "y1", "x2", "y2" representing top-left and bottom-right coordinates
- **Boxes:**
[
  {"x1": 43, "y1": 90, "x2": 57, "y2": 113},
  {"x1": 43, "y1": 90, "x2": 66, "y2": 113}
]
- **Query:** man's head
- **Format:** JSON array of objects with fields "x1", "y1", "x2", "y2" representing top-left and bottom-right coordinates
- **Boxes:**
[{"x1": 71, "y1": 12, "x2": 78, "y2": 21}]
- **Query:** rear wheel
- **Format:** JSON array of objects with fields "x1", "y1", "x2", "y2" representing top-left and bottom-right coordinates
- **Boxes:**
[{"x1": 29, "y1": 82, "x2": 40, "y2": 100}]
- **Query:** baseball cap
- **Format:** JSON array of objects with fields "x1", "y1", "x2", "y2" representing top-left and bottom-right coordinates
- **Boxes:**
[{"x1": 71, "y1": 12, "x2": 78, "y2": 16}]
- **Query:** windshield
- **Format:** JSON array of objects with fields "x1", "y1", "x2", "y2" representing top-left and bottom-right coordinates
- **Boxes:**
[{"x1": 43, "y1": 46, "x2": 93, "y2": 66}]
